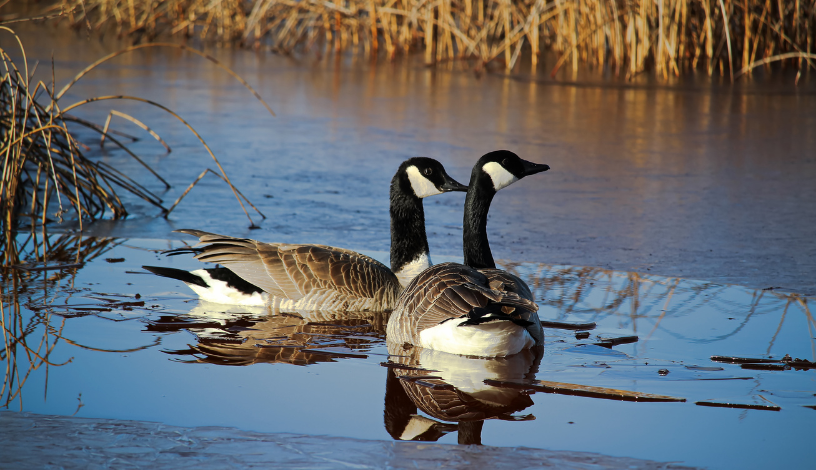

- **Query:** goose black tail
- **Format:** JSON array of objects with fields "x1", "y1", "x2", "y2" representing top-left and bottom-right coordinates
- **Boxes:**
[
  {"x1": 459, "y1": 305, "x2": 535, "y2": 328},
  {"x1": 142, "y1": 266, "x2": 209, "y2": 288}
]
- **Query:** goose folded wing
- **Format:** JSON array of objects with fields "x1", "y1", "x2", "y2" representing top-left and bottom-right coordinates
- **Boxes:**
[
  {"x1": 404, "y1": 263, "x2": 538, "y2": 335},
  {"x1": 175, "y1": 229, "x2": 398, "y2": 301},
  {"x1": 286, "y1": 245, "x2": 399, "y2": 299}
]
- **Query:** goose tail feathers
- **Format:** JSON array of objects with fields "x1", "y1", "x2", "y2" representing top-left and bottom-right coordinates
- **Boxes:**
[{"x1": 142, "y1": 265, "x2": 209, "y2": 288}]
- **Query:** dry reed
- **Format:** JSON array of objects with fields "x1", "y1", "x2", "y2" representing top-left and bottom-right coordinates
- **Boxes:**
[{"x1": 52, "y1": 0, "x2": 816, "y2": 77}]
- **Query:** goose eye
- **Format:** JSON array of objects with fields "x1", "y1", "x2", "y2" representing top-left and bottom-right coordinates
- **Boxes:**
[
  {"x1": 502, "y1": 158, "x2": 510, "y2": 167},
  {"x1": 423, "y1": 168, "x2": 433, "y2": 176}
]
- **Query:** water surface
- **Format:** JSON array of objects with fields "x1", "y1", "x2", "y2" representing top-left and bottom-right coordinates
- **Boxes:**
[{"x1": 3, "y1": 234, "x2": 814, "y2": 469}]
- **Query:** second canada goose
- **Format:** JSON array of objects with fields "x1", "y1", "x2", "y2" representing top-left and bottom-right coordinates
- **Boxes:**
[
  {"x1": 143, "y1": 157, "x2": 467, "y2": 311},
  {"x1": 386, "y1": 150, "x2": 549, "y2": 357}
]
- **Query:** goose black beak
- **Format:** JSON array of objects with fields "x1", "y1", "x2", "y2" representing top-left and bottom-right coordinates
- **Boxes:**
[
  {"x1": 520, "y1": 160, "x2": 550, "y2": 177},
  {"x1": 439, "y1": 175, "x2": 469, "y2": 192}
]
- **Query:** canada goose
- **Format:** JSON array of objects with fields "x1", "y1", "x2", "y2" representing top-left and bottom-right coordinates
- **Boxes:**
[
  {"x1": 386, "y1": 150, "x2": 549, "y2": 357},
  {"x1": 143, "y1": 157, "x2": 467, "y2": 311}
]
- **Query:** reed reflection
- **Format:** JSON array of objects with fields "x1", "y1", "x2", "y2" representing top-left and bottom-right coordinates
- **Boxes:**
[
  {"x1": 1, "y1": 231, "x2": 134, "y2": 408},
  {"x1": 500, "y1": 261, "x2": 814, "y2": 360},
  {"x1": 383, "y1": 342, "x2": 540, "y2": 445}
]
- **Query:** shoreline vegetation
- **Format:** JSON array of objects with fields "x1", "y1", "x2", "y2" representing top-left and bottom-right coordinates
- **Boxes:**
[
  {"x1": 45, "y1": 0, "x2": 816, "y2": 78},
  {"x1": 1, "y1": 26, "x2": 271, "y2": 267}
]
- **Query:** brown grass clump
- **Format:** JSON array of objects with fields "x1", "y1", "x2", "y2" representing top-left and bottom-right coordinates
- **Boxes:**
[
  {"x1": 0, "y1": 25, "x2": 273, "y2": 395},
  {"x1": 52, "y1": 0, "x2": 816, "y2": 77}
]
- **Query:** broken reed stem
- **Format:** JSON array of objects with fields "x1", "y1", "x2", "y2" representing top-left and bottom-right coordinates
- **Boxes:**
[
  {"x1": 101, "y1": 110, "x2": 171, "y2": 152},
  {"x1": 164, "y1": 167, "x2": 263, "y2": 220},
  {"x1": 53, "y1": 0, "x2": 816, "y2": 76}
]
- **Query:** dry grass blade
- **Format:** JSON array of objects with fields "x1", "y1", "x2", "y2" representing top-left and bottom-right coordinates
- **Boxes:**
[
  {"x1": 101, "y1": 110, "x2": 171, "y2": 153},
  {"x1": 736, "y1": 52, "x2": 816, "y2": 78},
  {"x1": 0, "y1": 11, "x2": 67, "y2": 25},
  {"x1": 717, "y1": 0, "x2": 734, "y2": 82}
]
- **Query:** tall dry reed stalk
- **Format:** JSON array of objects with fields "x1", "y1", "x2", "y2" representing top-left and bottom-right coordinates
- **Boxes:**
[{"x1": 53, "y1": 0, "x2": 816, "y2": 77}]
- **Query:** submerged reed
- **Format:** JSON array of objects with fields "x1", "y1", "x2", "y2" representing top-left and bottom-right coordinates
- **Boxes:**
[{"x1": 53, "y1": 0, "x2": 816, "y2": 77}]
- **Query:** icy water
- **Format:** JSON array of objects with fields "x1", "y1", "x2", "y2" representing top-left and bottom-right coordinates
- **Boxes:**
[{"x1": 2, "y1": 22, "x2": 816, "y2": 470}]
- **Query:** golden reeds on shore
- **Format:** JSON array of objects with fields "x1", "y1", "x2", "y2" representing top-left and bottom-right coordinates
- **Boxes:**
[{"x1": 53, "y1": 0, "x2": 816, "y2": 77}]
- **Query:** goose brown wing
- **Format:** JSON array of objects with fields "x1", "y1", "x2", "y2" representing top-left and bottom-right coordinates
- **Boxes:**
[
  {"x1": 395, "y1": 262, "x2": 539, "y2": 340},
  {"x1": 175, "y1": 230, "x2": 399, "y2": 302}
]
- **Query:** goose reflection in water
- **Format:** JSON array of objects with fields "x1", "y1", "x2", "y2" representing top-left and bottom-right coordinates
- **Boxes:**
[
  {"x1": 148, "y1": 302, "x2": 387, "y2": 366},
  {"x1": 383, "y1": 341, "x2": 541, "y2": 445}
]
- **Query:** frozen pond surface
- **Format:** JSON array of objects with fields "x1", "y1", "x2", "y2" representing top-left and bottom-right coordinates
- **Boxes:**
[
  {"x1": 1, "y1": 21, "x2": 815, "y2": 470},
  {"x1": 0, "y1": 412, "x2": 698, "y2": 470}
]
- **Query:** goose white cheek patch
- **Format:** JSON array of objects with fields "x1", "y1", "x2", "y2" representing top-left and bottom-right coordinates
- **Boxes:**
[
  {"x1": 406, "y1": 165, "x2": 443, "y2": 198},
  {"x1": 482, "y1": 161, "x2": 518, "y2": 191}
]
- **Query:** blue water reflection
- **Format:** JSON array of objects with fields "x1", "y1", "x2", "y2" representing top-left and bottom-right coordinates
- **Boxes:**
[{"x1": 2, "y1": 234, "x2": 814, "y2": 469}]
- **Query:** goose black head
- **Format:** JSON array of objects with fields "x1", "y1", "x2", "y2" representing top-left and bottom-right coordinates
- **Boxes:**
[
  {"x1": 471, "y1": 150, "x2": 550, "y2": 193},
  {"x1": 396, "y1": 157, "x2": 468, "y2": 199}
]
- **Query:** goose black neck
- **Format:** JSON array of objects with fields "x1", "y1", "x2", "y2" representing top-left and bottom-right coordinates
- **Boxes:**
[
  {"x1": 390, "y1": 175, "x2": 429, "y2": 273},
  {"x1": 463, "y1": 179, "x2": 497, "y2": 269}
]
